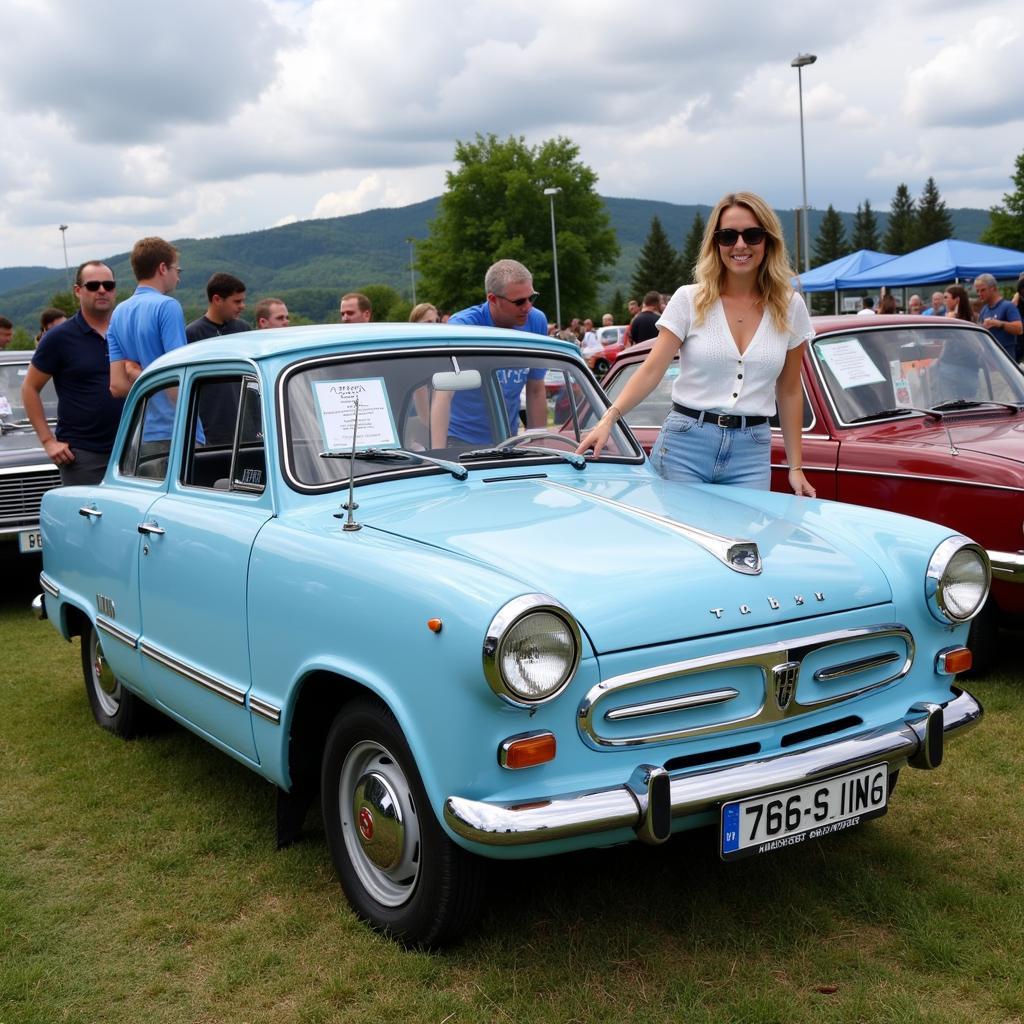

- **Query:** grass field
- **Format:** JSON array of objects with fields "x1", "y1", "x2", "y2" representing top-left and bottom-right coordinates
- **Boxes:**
[{"x1": 1, "y1": 555, "x2": 1022, "y2": 1024}]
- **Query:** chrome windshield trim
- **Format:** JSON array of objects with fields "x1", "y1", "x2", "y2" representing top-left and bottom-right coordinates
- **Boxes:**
[
  {"x1": 39, "y1": 573, "x2": 60, "y2": 598},
  {"x1": 578, "y1": 623, "x2": 914, "y2": 749},
  {"x1": 605, "y1": 688, "x2": 739, "y2": 722},
  {"x1": 96, "y1": 615, "x2": 138, "y2": 649},
  {"x1": 542, "y1": 481, "x2": 761, "y2": 575},
  {"x1": 990, "y1": 549, "x2": 1024, "y2": 582},
  {"x1": 248, "y1": 695, "x2": 281, "y2": 724},
  {"x1": 139, "y1": 641, "x2": 247, "y2": 706}
]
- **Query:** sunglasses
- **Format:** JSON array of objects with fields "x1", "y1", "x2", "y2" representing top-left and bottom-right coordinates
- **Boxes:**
[
  {"x1": 81, "y1": 280, "x2": 117, "y2": 292},
  {"x1": 497, "y1": 291, "x2": 540, "y2": 307},
  {"x1": 714, "y1": 227, "x2": 767, "y2": 246}
]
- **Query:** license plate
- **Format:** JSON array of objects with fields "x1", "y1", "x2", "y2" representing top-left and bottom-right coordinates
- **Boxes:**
[
  {"x1": 18, "y1": 530, "x2": 43, "y2": 554},
  {"x1": 721, "y1": 763, "x2": 888, "y2": 860}
]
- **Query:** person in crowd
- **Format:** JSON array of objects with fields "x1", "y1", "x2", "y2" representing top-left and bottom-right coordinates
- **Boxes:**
[
  {"x1": 627, "y1": 299, "x2": 640, "y2": 319},
  {"x1": 974, "y1": 273, "x2": 1022, "y2": 360},
  {"x1": 107, "y1": 236, "x2": 186, "y2": 399},
  {"x1": 576, "y1": 190, "x2": 815, "y2": 497},
  {"x1": 21, "y1": 261, "x2": 123, "y2": 485},
  {"x1": 922, "y1": 291, "x2": 946, "y2": 316},
  {"x1": 254, "y1": 298, "x2": 290, "y2": 329},
  {"x1": 942, "y1": 285, "x2": 974, "y2": 322},
  {"x1": 340, "y1": 292, "x2": 372, "y2": 323},
  {"x1": 601, "y1": 312, "x2": 614, "y2": 327},
  {"x1": 856, "y1": 295, "x2": 876, "y2": 316},
  {"x1": 186, "y1": 273, "x2": 250, "y2": 342},
  {"x1": 629, "y1": 291, "x2": 663, "y2": 345},
  {"x1": 1013, "y1": 273, "x2": 1024, "y2": 361},
  {"x1": 0, "y1": 316, "x2": 12, "y2": 349},
  {"x1": 878, "y1": 293, "x2": 898, "y2": 314},
  {"x1": 36, "y1": 308, "x2": 67, "y2": 345},
  {"x1": 580, "y1": 318, "x2": 600, "y2": 355},
  {"x1": 409, "y1": 302, "x2": 439, "y2": 323},
  {"x1": 429, "y1": 259, "x2": 548, "y2": 446},
  {"x1": 908, "y1": 294, "x2": 924, "y2": 315}
]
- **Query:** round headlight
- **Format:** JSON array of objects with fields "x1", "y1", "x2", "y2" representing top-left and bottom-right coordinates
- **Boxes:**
[
  {"x1": 926, "y1": 537, "x2": 991, "y2": 624},
  {"x1": 484, "y1": 595, "x2": 581, "y2": 706}
]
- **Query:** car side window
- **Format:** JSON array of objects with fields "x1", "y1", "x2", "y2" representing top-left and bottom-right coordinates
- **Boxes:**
[
  {"x1": 182, "y1": 374, "x2": 265, "y2": 493},
  {"x1": 118, "y1": 381, "x2": 179, "y2": 480}
]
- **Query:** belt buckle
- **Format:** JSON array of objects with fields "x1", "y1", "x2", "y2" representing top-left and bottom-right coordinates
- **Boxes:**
[{"x1": 715, "y1": 413, "x2": 734, "y2": 428}]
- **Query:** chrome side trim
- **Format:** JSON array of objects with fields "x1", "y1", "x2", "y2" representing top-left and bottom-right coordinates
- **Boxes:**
[
  {"x1": 605, "y1": 688, "x2": 739, "y2": 722},
  {"x1": 139, "y1": 641, "x2": 246, "y2": 706},
  {"x1": 96, "y1": 615, "x2": 139, "y2": 649},
  {"x1": 542, "y1": 480, "x2": 761, "y2": 575},
  {"x1": 39, "y1": 573, "x2": 60, "y2": 598},
  {"x1": 990, "y1": 549, "x2": 1024, "y2": 583},
  {"x1": 444, "y1": 689, "x2": 982, "y2": 847},
  {"x1": 578, "y1": 623, "x2": 914, "y2": 749},
  {"x1": 249, "y1": 695, "x2": 281, "y2": 724},
  {"x1": 813, "y1": 651, "x2": 900, "y2": 682}
]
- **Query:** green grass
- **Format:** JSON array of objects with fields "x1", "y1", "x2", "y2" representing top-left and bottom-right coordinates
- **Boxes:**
[{"x1": 2, "y1": 561, "x2": 1022, "y2": 1024}]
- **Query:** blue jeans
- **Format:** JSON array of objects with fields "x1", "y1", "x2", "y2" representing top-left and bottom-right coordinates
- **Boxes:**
[{"x1": 650, "y1": 410, "x2": 772, "y2": 489}]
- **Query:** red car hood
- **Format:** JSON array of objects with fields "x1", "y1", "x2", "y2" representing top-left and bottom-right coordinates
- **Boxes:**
[{"x1": 858, "y1": 414, "x2": 1024, "y2": 463}]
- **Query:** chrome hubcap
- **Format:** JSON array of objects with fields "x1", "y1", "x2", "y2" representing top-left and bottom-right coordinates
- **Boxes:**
[
  {"x1": 91, "y1": 631, "x2": 121, "y2": 718},
  {"x1": 353, "y1": 771, "x2": 404, "y2": 870}
]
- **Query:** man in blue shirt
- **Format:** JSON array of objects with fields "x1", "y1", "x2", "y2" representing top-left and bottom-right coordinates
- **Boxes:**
[
  {"x1": 108, "y1": 237, "x2": 187, "y2": 442},
  {"x1": 21, "y1": 260, "x2": 124, "y2": 484},
  {"x1": 430, "y1": 259, "x2": 548, "y2": 445},
  {"x1": 974, "y1": 273, "x2": 1022, "y2": 360}
]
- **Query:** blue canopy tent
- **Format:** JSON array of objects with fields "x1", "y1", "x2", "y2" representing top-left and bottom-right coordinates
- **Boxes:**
[
  {"x1": 835, "y1": 239, "x2": 1024, "y2": 289},
  {"x1": 795, "y1": 250, "x2": 896, "y2": 313}
]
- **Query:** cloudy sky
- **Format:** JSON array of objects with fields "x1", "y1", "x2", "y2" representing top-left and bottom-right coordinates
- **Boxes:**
[{"x1": 0, "y1": 0, "x2": 1020, "y2": 268}]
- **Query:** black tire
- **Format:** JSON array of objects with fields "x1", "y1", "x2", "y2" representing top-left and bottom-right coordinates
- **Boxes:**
[
  {"x1": 321, "y1": 697, "x2": 486, "y2": 947},
  {"x1": 964, "y1": 599, "x2": 999, "y2": 677},
  {"x1": 80, "y1": 621, "x2": 153, "y2": 738},
  {"x1": 594, "y1": 358, "x2": 610, "y2": 376}
]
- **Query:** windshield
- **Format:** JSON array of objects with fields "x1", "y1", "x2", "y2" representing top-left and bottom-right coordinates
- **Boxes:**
[
  {"x1": 282, "y1": 349, "x2": 639, "y2": 489},
  {"x1": 0, "y1": 359, "x2": 57, "y2": 422},
  {"x1": 812, "y1": 325, "x2": 1024, "y2": 424}
]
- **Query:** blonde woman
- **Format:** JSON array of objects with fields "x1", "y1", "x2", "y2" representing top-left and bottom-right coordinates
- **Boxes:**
[
  {"x1": 409, "y1": 302, "x2": 439, "y2": 323},
  {"x1": 576, "y1": 191, "x2": 815, "y2": 496}
]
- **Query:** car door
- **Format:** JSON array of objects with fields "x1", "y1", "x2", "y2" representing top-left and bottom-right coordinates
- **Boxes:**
[{"x1": 137, "y1": 372, "x2": 272, "y2": 762}]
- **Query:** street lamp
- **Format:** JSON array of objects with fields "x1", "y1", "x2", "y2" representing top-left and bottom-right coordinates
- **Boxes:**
[
  {"x1": 543, "y1": 187, "x2": 562, "y2": 328},
  {"x1": 790, "y1": 52, "x2": 817, "y2": 275},
  {"x1": 58, "y1": 224, "x2": 70, "y2": 290},
  {"x1": 405, "y1": 236, "x2": 417, "y2": 306}
]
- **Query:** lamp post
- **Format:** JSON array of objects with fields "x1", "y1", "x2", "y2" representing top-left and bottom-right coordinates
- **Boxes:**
[
  {"x1": 543, "y1": 187, "x2": 562, "y2": 328},
  {"x1": 58, "y1": 224, "x2": 70, "y2": 291},
  {"x1": 791, "y1": 53, "x2": 817, "y2": 275},
  {"x1": 405, "y1": 236, "x2": 417, "y2": 306}
]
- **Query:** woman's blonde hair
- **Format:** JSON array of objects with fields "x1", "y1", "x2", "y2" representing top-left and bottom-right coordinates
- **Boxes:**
[
  {"x1": 408, "y1": 302, "x2": 438, "y2": 323},
  {"x1": 692, "y1": 191, "x2": 797, "y2": 333}
]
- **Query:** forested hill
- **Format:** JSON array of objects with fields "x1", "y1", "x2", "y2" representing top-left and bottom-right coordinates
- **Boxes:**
[{"x1": 0, "y1": 198, "x2": 990, "y2": 327}]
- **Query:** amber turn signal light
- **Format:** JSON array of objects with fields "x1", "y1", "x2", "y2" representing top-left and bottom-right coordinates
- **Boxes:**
[
  {"x1": 427, "y1": 618, "x2": 443, "y2": 633},
  {"x1": 499, "y1": 731, "x2": 556, "y2": 770},
  {"x1": 935, "y1": 646, "x2": 972, "y2": 675}
]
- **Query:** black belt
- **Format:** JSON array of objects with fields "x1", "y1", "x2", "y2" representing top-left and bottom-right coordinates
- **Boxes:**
[{"x1": 672, "y1": 402, "x2": 767, "y2": 429}]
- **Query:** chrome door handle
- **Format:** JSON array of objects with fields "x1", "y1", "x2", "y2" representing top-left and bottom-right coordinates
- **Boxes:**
[
  {"x1": 137, "y1": 522, "x2": 165, "y2": 536},
  {"x1": 78, "y1": 506, "x2": 103, "y2": 518}
]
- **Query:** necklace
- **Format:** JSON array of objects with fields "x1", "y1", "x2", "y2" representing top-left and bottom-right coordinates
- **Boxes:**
[{"x1": 723, "y1": 294, "x2": 761, "y2": 323}]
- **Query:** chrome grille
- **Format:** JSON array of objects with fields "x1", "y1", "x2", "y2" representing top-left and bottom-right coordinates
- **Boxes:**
[
  {"x1": 578, "y1": 623, "x2": 914, "y2": 749},
  {"x1": 0, "y1": 469, "x2": 61, "y2": 528}
]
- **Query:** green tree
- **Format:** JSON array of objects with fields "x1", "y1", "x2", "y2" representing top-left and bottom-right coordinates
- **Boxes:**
[
  {"x1": 981, "y1": 151, "x2": 1024, "y2": 251},
  {"x1": 851, "y1": 200, "x2": 881, "y2": 251},
  {"x1": 679, "y1": 212, "x2": 705, "y2": 285},
  {"x1": 8, "y1": 326, "x2": 35, "y2": 350},
  {"x1": 417, "y1": 134, "x2": 618, "y2": 320},
  {"x1": 48, "y1": 291, "x2": 77, "y2": 317},
  {"x1": 914, "y1": 177, "x2": 953, "y2": 246},
  {"x1": 883, "y1": 184, "x2": 917, "y2": 254},
  {"x1": 630, "y1": 216, "x2": 682, "y2": 296},
  {"x1": 606, "y1": 287, "x2": 627, "y2": 325},
  {"x1": 358, "y1": 283, "x2": 404, "y2": 322},
  {"x1": 811, "y1": 204, "x2": 850, "y2": 268}
]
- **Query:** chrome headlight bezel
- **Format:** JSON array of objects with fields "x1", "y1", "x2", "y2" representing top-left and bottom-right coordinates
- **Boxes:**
[
  {"x1": 483, "y1": 594, "x2": 582, "y2": 707},
  {"x1": 925, "y1": 537, "x2": 991, "y2": 624}
]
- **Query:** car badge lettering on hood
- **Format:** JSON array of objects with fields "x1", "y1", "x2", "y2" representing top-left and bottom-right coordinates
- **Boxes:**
[
  {"x1": 541, "y1": 481, "x2": 761, "y2": 575},
  {"x1": 710, "y1": 593, "x2": 825, "y2": 619}
]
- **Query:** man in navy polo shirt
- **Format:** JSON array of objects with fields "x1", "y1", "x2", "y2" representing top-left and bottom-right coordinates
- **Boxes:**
[
  {"x1": 22, "y1": 261, "x2": 124, "y2": 484},
  {"x1": 974, "y1": 273, "x2": 1022, "y2": 361}
]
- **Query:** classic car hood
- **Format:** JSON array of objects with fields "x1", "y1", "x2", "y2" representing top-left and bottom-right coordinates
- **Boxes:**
[
  {"x1": 365, "y1": 474, "x2": 893, "y2": 653},
  {"x1": 887, "y1": 416, "x2": 1024, "y2": 463}
]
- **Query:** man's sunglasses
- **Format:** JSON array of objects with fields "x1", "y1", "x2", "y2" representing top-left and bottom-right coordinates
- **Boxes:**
[
  {"x1": 497, "y1": 291, "x2": 540, "y2": 307},
  {"x1": 81, "y1": 280, "x2": 117, "y2": 292},
  {"x1": 713, "y1": 227, "x2": 767, "y2": 246}
]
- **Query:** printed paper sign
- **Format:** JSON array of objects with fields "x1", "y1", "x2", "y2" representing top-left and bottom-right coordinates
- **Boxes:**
[
  {"x1": 0, "y1": 395, "x2": 11, "y2": 417},
  {"x1": 817, "y1": 339, "x2": 885, "y2": 388},
  {"x1": 313, "y1": 378, "x2": 399, "y2": 451}
]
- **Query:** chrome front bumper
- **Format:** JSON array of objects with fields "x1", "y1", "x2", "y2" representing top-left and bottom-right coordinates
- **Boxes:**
[
  {"x1": 990, "y1": 549, "x2": 1024, "y2": 583},
  {"x1": 443, "y1": 689, "x2": 982, "y2": 848}
]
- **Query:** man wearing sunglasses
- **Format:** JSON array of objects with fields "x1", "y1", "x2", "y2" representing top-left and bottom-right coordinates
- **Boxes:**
[
  {"x1": 22, "y1": 261, "x2": 125, "y2": 484},
  {"x1": 430, "y1": 259, "x2": 549, "y2": 446}
]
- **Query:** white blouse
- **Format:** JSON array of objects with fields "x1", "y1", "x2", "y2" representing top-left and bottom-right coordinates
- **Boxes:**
[{"x1": 656, "y1": 285, "x2": 813, "y2": 417}]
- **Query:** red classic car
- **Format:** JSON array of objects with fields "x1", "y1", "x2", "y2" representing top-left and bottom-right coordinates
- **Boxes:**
[{"x1": 601, "y1": 315, "x2": 1024, "y2": 672}]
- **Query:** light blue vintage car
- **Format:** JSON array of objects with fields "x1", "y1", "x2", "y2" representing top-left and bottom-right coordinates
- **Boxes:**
[{"x1": 35, "y1": 324, "x2": 988, "y2": 946}]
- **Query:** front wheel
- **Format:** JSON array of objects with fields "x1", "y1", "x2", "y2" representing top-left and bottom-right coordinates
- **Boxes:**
[
  {"x1": 593, "y1": 358, "x2": 610, "y2": 376},
  {"x1": 80, "y1": 622, "x2": 153, "y2": 737},
  {"x1": 321, "y1": 697, "x2": 486, "y2": 947}
]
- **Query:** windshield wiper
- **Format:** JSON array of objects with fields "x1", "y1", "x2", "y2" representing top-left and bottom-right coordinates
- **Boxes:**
[
  {"x1": 459, "y1": 436, "x2": 586, "y2": 471},
  {"x1": 320, "y1": 447, "x2": 468, "y2": 480},
  {"x1": 846, "y1": 406, "x2": 943, "y2": 424},
  {"x1": 930, "y1": 398, "x2": 1023, "y2": 414}
]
